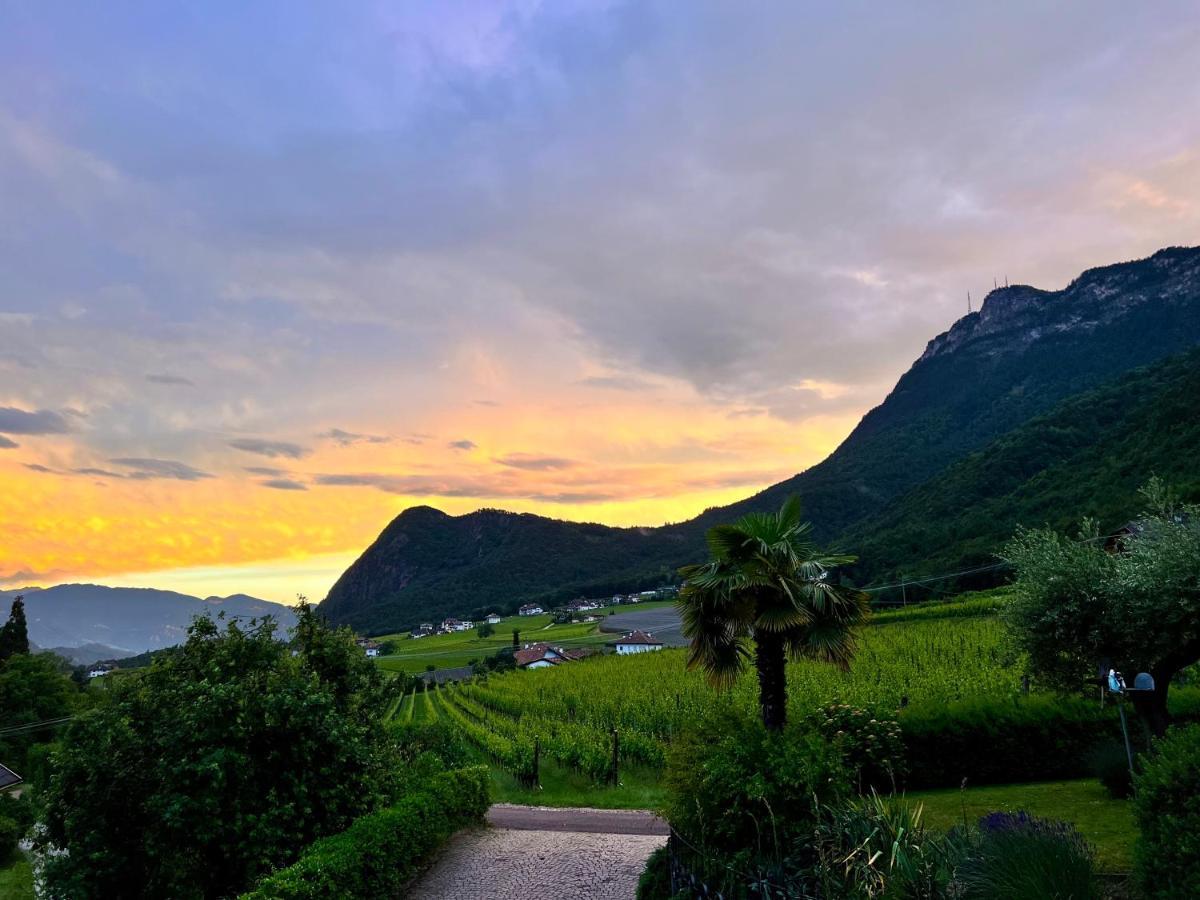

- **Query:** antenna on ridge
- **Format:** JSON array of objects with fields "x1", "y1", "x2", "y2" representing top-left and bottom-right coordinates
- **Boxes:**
[
  {"x1": 967, "y1": 291, "x2": 973, "y2": 314},
  {"x1": 994, "y1": 277, "x2": 997, "y2": 289}
]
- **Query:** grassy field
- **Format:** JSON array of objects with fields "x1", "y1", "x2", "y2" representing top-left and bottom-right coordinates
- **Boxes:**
[
  {"x1": 0, "y1": 852, "x2": 34, "y2": 900},
  {"x1": 910, "y1": 779, "x2": 1134, "y2": 872},
  {"x1": 373, "y1": 600, "x2": 676, "y2": 674},
  {"x1": 490, "y1": 761, "x2": 668, "y2": 810}
]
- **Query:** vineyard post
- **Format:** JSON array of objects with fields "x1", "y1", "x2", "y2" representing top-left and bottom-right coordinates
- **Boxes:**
[{"x1": 610, "y1": 728, "x2": 620, "y2": 786}]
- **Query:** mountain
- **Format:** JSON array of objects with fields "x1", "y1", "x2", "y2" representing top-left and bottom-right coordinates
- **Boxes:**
[
  {"x1": 841, "y1": 346, "x2": 1200, "y2": 593},
  {"x1": 0, "y1": 584, "x2": 297, "y2": 655},
  {"x1": 321, "y1": 246, "x2": 1200, "y2": 633}
]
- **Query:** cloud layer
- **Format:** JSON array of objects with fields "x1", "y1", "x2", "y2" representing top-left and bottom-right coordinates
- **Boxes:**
[{"x1": 1, "y1": 2, "x2": 1198, "y2": 599}]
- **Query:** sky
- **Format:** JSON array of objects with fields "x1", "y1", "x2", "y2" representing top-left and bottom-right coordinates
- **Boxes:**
[{"x1": 1, "y1": 2, "x2": 1198, "y2": 604}]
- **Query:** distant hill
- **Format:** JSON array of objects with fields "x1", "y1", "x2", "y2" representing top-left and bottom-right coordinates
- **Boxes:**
[
  {"x1": 0, "y1": 584, "x2": 296, "y2": 655},
  {"x1": 321, "y1": 246, "x2": 1200, "y2": 633}
]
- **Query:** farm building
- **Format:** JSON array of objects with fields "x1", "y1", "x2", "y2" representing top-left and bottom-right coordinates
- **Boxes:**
[
  {"x1": 610, "y1": 630, "x2": 664, "y2": 655},
  {"x1": 518, "y1": 604, "x2": 544, "y2": 616},
  {"x1": 88, "y1": 662, "x2": 116, "y2": 678},
  {"x1": 514, "y1": 643, "x2": 590, "y2": 669},
  {"x1": 485, "y1": 613, "x2": 503, "y2": 624}
]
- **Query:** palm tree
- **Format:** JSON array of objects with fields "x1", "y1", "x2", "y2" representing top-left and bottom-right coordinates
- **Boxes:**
[{"x1": 677, "y1": 496, "x2": 868, "y2": 731}]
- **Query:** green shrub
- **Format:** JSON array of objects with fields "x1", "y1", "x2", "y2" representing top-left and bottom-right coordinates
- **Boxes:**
[
  {"x1": 1089, "y1": 741, "x2": 1137, "y2": 799},
  {"x1": 0, "y1": 793, "x2": 34, "y2": 833},
  {"x1": 1134, "y1": 724, "x2": 1200, "y2": 899},
  {"x1": 897, "y1": 691, "x2": 1200, "y2": 788},
  {"x1": 662, "y1": 709, "x2": 848, "y2": 891},
  {"x1": 809, "y1": 703, "x2": 906, "y2": 793},
  {"x1": 242, "y1": 766, "x2": 489, "y2": 898},
  {"x1": 393, "y1": 718, "x2": 475, "y2": 774},
  {"x1": 0, "y1": 815, "x2": 21, "y2": 863},
  {"x1": 954, "y1": 812, "x2": 1098, "y2": 900},
  {"x1": 636, "y1": 845, "x2": 673, "y2": 899}
]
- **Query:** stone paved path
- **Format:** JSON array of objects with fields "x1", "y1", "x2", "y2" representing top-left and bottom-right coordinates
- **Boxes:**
[{"x1": 407, "y1": 806, "x2": 668, "y2": 899}]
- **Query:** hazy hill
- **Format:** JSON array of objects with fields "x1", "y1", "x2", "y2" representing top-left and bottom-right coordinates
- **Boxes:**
[
  {"x1": 0, "y1": 584, "x2": 297, "y2": 656},
  {"x1": 321, "y1": 246, "x2": 1200, "y2": 633}
]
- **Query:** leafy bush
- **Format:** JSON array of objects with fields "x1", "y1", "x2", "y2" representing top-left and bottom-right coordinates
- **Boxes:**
[
  {"x1": 40, "y1": 609, "x2": 398, "y2": 899},
  {"x1": 809, "y1": 703, "x2": 906, "y2": 792},
  {"x1": 662, "y1": 709, "x2": 849, "y2": 889},
  {"x1": 1089, "y1": 741, "x2": 1136, "y2": 799},
  {"x1": 955, "y1": 812, "x2": 1098, "y2": 900},
  {"x1": 393, "y1": 718, "x2": 475, "y2": 775},
  {"x1": 1134, "y1": 724, "x2": 1200, "y2": 898},
  {"x1": 0, "y1": 815, "x2": 20, "y2": 863},
  {"x1": 242, "y1": 766, "x2": 489, "y2": 899},
  {"x1": 0, "y1": 793, "x2": 34, "y2": 833},
  {"x1": 898, "y1": 691, "x2": 1200, "y2": 789}
]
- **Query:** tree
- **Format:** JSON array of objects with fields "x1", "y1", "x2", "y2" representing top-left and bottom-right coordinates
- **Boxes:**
[
  {"x1": 1005, "y1": 479, "x2": 1200, "y2": 736},
  {"x1": 0, "y1": 651, "x2": 80, "y2": 773},
  {"x1": 512, "y1": 628, "x2": 520, "y2": 650},
  {"x1": 40, "y1": 612, "x2": 397, "y2": 898},
  {"x1": 678, "y1": 497, "x2": 868, "y2": 731},
  {"x1": 476, "y1": 622, "x2": 495, "y2": 639},
  {"x1": 0, "y1": 596, "x2": 29, "y2": 662}
]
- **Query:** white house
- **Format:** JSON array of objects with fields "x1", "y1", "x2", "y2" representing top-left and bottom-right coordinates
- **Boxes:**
[
  {"x1": 518, "y1": 604, "x2": 544, "y2": 616},
  {"x1": 609, "y1": 630, "x2": 664, "y2": 655},
  {"x1": 514, "y1": 643, "x2": 589, "y2": 669},
  {"x1": 485, "y1": 613, "x2": 503, "y2": 625},
  {"x1": 88, "y1": 663, "x2": 116, "y2": 678}
]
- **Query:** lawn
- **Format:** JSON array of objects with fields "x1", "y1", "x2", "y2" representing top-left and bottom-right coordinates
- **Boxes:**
[
  {"x1": 0, "y1": 852, "x2": 34, "y2": 900},
  {"x1": 909, "y1": 779, "x2": 1135, "y2": 872},
  {"x1": 489, "y1": 760, "x2": 668, "y2": 811},
  {"x1": 373, "y1": 601, "x2": 675, "y2": 674}
]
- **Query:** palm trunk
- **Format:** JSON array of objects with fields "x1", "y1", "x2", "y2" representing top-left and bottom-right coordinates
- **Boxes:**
[{"x1": 755, "y1": 628, "x2": 787, "y2": 731}]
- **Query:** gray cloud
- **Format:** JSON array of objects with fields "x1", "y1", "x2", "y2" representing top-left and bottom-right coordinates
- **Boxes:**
[
  {"x1": 146, "y1": 373, "x2": 195, "y2": 386},
  {"x1": 494, "y1": 454, "x2": 577, "y2": 471},
  {"x1": 109, "y1": 458, "x2": 215, "y2": 481},
  {"x1": 0, "y1": 407, "x2": 72, "y2": 435},
  {"x1": 0, "y1": 436, "x2": 17, "y2": 449},
  {"x1": 72, "y1": 467, "x2": 127, "y2": 478},
  {"x1": 448, "y1": 440, "x2": 477, "y2": 451},
  {"x1": 319, "y1": 427, "x2": 390, "y2": 446},
  {"x1": 313, "y1": 471, "x2": 612, "y2": 504},
  {"x1": 261, "y1": 477, "x2": 307, "y2": 491},
  {"x1": 228, "y1": 438, "x2": 309, "y2": 459},
  {"x1": 23, "y1": 463, "x2": 56, "y2": 474},
  {"x1": 244, "y1": 465, "x2": 287, "y2": 476},
  {"x1": 577, "y1": 375, "x2": 657, "y2": 392}
]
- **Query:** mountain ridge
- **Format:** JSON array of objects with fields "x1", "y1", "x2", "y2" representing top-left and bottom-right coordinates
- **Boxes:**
[
  {"x1": 320, "y1": 245, "x2": 1200, "y2": 633},
  {"x1": 0, "y1": 583, "x2": 296, "y2": 655}
]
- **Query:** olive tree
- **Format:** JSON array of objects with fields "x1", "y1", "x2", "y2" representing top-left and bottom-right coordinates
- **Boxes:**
[{"x1": 1005, "y1": 480, "x2": 1200, "y2": 736}]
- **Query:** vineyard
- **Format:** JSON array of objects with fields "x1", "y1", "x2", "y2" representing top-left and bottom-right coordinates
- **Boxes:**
[{"x1": 399, "y1": 594, "x2": 1033, "y2": 788}]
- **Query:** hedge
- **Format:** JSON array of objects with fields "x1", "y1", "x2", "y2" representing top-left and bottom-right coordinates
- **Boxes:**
[
  {"x1": 241, "y1": 765, "x2": 489, "y2": 899},
  {"x1": 900, "y1": 687, "x2": 1200, "y2": 789},
  {"x1": 1134, "y1": 724, "x2": 1200, "y2": 899}
]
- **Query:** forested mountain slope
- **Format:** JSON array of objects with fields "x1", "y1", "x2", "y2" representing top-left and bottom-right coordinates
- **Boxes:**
[
  {"x1": 841, "y1": 347, "x2": 1200, "y2": 594},
  {"x1": 321, "y1": 246, "x2": 1200, "y2": 633}
]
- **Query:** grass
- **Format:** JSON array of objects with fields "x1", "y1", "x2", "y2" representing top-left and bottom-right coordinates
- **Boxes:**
[
  {"x1": 489, "y1": 760, "x2": 668, "y2": 810},
  {"x1": 373, "y1": 601, "x2": 676, "y2": 674},
  {"x1": 909, "y1": 778, "x2": 1134, "y2": 872},
  {"x1": 0, "y1": 852, "x2": 34, "y2": 900}
]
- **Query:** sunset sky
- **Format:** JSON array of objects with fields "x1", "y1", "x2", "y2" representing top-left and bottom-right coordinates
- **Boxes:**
[{"x1": 2, "y1": 3, "x2": 1198, "y2": 604}]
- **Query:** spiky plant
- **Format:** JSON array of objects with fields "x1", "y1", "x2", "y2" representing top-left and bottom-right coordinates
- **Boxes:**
[{"x1": 678, "y1": 496, "x2": 868, "y2": 731}]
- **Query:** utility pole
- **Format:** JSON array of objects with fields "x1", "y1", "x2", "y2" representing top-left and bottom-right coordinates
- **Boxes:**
[{"x1": 967, "y1": 291, "x2": 972, "y2": 314}]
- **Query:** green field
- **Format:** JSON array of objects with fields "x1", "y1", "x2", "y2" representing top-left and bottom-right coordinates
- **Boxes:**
[{"x1": 372, "y1": 601, "x2": 676, "y2": 674}]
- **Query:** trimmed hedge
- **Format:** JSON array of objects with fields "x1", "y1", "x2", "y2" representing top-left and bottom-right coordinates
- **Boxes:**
[
  {"x1": 242, "y1": 765, "x2": 489, "y2": 899},
  {"x1": 901, "y1": 688, "x2": 1200, "y2": 789},
  {"x1": 1134, "y1": 724, "x2": 1200, "y2": 899}
]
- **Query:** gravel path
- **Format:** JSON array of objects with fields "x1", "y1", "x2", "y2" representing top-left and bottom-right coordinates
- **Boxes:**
[{"x1": 407, "y1": 806, "x2": 668, "y2": 899}]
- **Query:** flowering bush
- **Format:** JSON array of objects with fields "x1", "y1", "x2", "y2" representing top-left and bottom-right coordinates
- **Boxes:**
[{"x1": 810, "y1": 702, "x2": 906, "y2": 792}]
